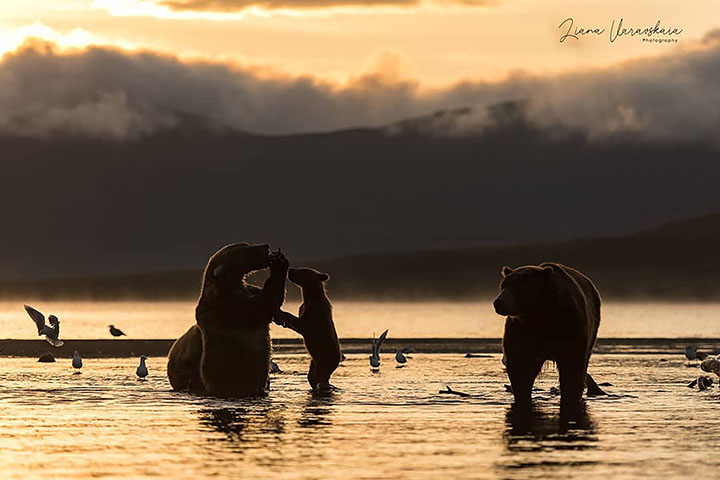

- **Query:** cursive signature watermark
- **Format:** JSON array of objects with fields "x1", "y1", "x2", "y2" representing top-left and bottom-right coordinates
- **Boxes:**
[{"x1": 558, "y1": 17, "x2": 683, "y2": 44}]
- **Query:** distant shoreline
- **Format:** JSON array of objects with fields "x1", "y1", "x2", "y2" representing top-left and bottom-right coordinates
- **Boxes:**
[
  {"x1": 2, "y1": 212, "x2": 720, "y2": 302},
  {"x1": 1, "y1": 338, "x2": 716, "y2": 358}
]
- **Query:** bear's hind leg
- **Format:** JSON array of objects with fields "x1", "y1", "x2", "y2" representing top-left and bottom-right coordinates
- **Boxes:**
[
  {"x1": 315, "y1": 360, "x2": 338, "y2": 388},
  {"x1": 307, "y1": 360, "x2": 319, "y2": 389},
  {"x1": 557, "y1": 355, "x2": 587, "y2": 410}
]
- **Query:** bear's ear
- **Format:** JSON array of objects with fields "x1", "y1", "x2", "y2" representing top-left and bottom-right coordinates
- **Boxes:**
[
  {"x1": 541, "y1": 265, "x2": 553, "y2": 277},
  {"x1": 502, "y1": 266, "x2": 513, "y2": 277},
  {"x1": 319, "y1": 273, "x2": 330, "y2": 282},
  {"x1": 212, "y1": 264, "x2": 226, "y2": 277}
]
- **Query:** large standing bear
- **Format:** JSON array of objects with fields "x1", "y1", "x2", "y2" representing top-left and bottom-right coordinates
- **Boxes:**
[
  {"x1": 493, "y1": 262, "x2": 601, "y2": 410},
  {"x1": 167, "y1": 243, "x2": 288, "y2": 397}
]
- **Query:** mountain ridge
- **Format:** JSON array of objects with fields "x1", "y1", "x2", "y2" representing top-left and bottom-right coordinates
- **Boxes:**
[{"x1": 2, "y1": 211, "x2": 719, "y2": 301}]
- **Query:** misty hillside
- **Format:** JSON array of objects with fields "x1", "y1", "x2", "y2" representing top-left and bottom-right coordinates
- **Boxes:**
[
  {"x1": 2, "y1": 212, "x2": 720, "y2": 301},
  {"x1": 1, "y1": 107, "x2": 719, "y2": 282}
]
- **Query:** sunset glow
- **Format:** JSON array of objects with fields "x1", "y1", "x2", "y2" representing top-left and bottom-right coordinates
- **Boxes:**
[{"x1": 1, "y1": 0, "x2": 717, "y2": 87}]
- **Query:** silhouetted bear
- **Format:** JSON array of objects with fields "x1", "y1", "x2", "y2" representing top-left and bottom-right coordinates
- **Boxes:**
[
  {"x1": 493, "y1": 262, "x2": 601, "y2": 410},
  {"x1": 274, "y1": 267, "x2": 341, "y2": 390},
  {"x1": 167, "y1": 243, "x2": 288, "y2": 397}
]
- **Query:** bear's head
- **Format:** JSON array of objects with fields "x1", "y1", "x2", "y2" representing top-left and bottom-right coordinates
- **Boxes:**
[
  {"x1": 200, "y1": 242, "x2": 272, "y2": 300},
  {"x1": 493, "y1": 264, "x2": 554, "y2": 316},
  {"x1": 288, "y1": 267, "x2": 329, "y2": 289}
]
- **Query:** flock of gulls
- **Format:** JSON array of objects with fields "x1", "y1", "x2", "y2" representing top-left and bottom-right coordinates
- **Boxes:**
[
  {"x1": 685, "y1": 345, "x2": 720, "y2": 391},
  {"x1": 368, "y1": 329, "x2": 415, "y2": 369},
  {"x1": 24, "y1": 304, "x2": 147, "y2": 380},
  {"x1": 22, "y1": 304, "x2": 416, "y2": 383},
  {"x1": 22, "y1": 304, "x2": 720, "y2": 392}
]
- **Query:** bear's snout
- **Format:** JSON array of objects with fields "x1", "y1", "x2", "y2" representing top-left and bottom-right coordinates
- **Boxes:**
[{"x1": 493, "y1": 297, "x2": 508, "y2": 316}]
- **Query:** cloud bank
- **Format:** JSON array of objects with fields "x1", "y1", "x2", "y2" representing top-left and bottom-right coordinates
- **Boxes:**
[{"x1": 0, "y1": 38, "x2": 719, "y2": 142}]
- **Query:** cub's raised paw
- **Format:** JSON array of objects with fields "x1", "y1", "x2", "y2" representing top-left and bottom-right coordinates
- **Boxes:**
[{"x1": 269, "y1": 249, "x2": 289, "y2": 274}]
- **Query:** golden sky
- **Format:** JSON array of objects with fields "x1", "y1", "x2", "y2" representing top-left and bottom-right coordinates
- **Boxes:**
[{"x1": 0, "y1": 0, "x2": 717, "y2": 87}]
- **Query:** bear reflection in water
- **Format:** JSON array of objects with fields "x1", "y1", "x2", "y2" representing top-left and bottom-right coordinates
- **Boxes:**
[
  {"x1": 197, "y1": 393, "x2": 336, "y2": 446},
  {"x1": 198, "y1": 406, "x2": 286, "y2": 443},
  {"x1": 298, "y1": 390, "x2": 337, "y2": 428},
  {"x1": 504, "y1": 403, "x2": 596, "y2": 452}
]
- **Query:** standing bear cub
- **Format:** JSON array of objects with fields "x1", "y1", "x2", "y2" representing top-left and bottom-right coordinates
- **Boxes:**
[
  {"x1": 274, "y1": 267, "x2": 342, "y2": 390},
  {"x1": 166, "y1": 242, "x2": 288, "y2": 397},
  {"x1": 493, "y1": 262, "x2": 601, "y2": 410}
]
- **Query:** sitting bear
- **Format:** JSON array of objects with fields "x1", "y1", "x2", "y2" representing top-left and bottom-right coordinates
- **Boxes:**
[
  {"x1": 166, "y1": 243, "x2": 288, "y2": 397},
  {"x1": 274, "y1": 267, "x2": 341, "y2": 390},
  {"x1": 493, "y1": 262, "x2": 601, "y2": 410}
]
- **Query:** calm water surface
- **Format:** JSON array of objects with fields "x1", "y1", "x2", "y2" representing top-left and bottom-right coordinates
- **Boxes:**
[
  {"x1": 0, "y1": 354, "x2": 718, "y2": 479},
  {"x1": 1, "y1": 300, "x2": 720, "y2": 339}
]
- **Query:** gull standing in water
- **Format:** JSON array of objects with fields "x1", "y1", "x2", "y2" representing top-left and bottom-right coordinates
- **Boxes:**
[
  {"x1": 369, "y1": 329, "x2": 388, "y2": 370},
  {"x1": 685, "y1": 345, "x2": 707, "y2": 361},
  {"x1": 136, "y1": 355, "x2": 148, "y2": 380},
  {"x1": 395, "y1": 349, "x2": 407, "y2": 366},
  {"x1": 24, "y1": 305, "x2": 64, "y2": 347},
  {"x1": 270, "y1": 361, "x2": 281, "y2": 373},
  {"x1": 72, "y1": 351, "x2": 83, "y2": 373}
]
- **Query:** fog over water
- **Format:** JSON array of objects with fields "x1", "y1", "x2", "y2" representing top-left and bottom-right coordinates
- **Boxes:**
[{"x1": 2, "y1": 300, "x2": 720, "y2": 339}]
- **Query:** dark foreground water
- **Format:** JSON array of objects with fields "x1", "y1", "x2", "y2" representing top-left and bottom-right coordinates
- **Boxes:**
[{"x1": 0, "y1": 353, "x2": 718, "y2": 479}]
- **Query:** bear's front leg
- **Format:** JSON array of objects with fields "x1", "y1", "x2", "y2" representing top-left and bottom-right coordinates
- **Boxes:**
[
  {"x1": 503, "y1": 318, "x2": 545, "y2": 405},
  {"x1": 273, "y1": 310, "x2": 303, "y2": 335},
  {"x1": 505, "y1": 354, "x2": 545, "y2": 405},
  {"x1": 253, "y1": 250, "x2": 289, "y2": 316}
]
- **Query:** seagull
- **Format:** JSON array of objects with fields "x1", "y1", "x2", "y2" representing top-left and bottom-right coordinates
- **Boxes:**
[
  {"x1": 38, "y1": 352, "x2": 56, "y2": 363},
  {"x1": 270, "y1": 361, "x2": 281, "y2": 373},
  {"x1": 698, "y1": 375, "x2": 713, "y2": 391},
  {"x1": 72, "y1": 351, "x2": 83, "y2": 371},
  {"x1": 136, "y1": 355, "x2": 148, "y2": 379},
  {"x1": 701, "y1": 355, "x2": 720, "y2": 377},
  {"x1": 109, "y1": 325, "x2": 126, "y2": 337},
  {"x1": 395, "y1": 350, "x2": 407, "y2": 364},
  {"x1": 24, "y1": 305, "x2": 64, "y2": 347},
  {"x1": 369, "y1": 329, "x2": 388, "y2": 370},
  {"x1": 685, "y1": 345, "x2": 708, "y2": 361}
]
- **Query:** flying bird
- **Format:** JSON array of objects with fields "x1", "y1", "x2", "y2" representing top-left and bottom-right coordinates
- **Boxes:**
[
  {"x1": 109, "y1": 325, "x2": 126, "y2": 337},
  {"x1": 369, "y1": 329, "x2": 388, "y2": 370},
  {"x1": 72, "y1": 351, "x2": 83, "y2": 371},
  {"x1": 24, "y1": 305, "x2": 64, "y2": 347},
  {"x1": 136, "y1": 355, "x2": 148, "y2": 379}
]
